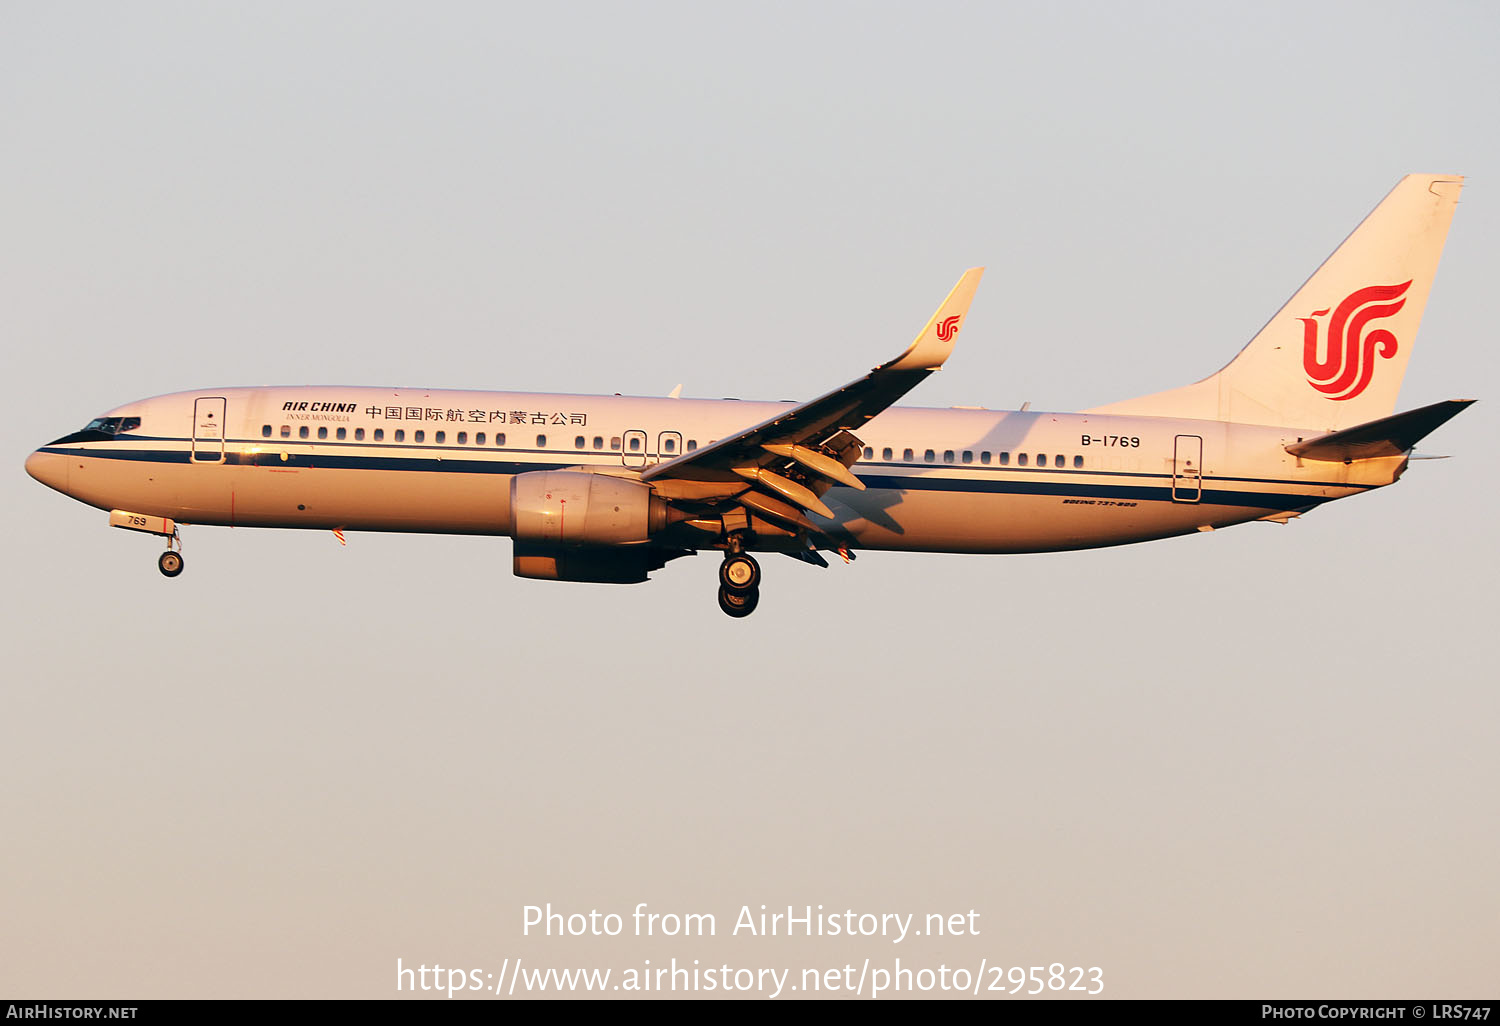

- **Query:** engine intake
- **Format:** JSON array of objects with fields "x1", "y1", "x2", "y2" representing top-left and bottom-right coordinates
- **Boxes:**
[{"x1": 510, "y1": 470, "x2": 666, "y2": 547}]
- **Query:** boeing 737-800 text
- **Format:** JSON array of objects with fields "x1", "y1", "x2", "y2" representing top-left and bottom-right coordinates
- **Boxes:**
[{"x1": 25, "y1": 174, "x2": 1473, "y2": 617}]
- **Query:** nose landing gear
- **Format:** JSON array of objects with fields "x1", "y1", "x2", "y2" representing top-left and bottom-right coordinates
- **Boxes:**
[
  {"x1": 156, "y1": 524, "x2": 184, "y2": 578},
  {"x1": 108, "y1": 510, "x2": 185, "y2": 579},
  {"x1": 716, "y1": 553, "x2": 760, "y2": 618}
]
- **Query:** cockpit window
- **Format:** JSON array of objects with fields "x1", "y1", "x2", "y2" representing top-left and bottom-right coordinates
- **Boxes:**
[
  {"x1": 49, "y1": 415, "x2": 141, "y2": 445},
  {"x1": 79, "y1": 416, "x2": 141, "y2": 434}
]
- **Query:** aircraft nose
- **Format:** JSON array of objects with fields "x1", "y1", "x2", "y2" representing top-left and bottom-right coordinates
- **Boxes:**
[{"x1": 25, "y1": 449, "x2": 70, "y2": 494}]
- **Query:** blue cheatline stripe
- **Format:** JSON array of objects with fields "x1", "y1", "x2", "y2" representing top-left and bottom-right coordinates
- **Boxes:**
[
  {"x1": 38, "y1": 445, "x2": 1337, "y2": 511},
  {"x1": 844, "y1": 460, "x2": 1373, "y2": 491},
  {"x1": 91, "y1": 435, "x2": 1380, "y2": 492},
  {"x1": 856, "y1": 473, "x2": 1330, "y2": 510},
  {"x1": 42, "y1": 445, "x2": 547, "y2": 475}
]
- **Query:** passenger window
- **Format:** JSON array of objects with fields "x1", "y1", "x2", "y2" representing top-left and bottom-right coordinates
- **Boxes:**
[
  {"x1": 374, "y1": 428, "x2": 384, "y2": 441},
  {"x1": 981, "y1": 451, "x2": 991, "y2": 465},
  {"x1": 943, "y1": 450, "x2": 954, "y2": 464},
  {"x1": 355, "y1": 428, "x2": 365, "y2": 441},
  {"x1": 903, "y1": 448, "x2": 914, "y2": 462},
  {"x1": 281, "y1": 425, "x2": 291, "y2": 438},
  {"x1": 610, "y1": 436, "x2": 622, "y2": 451},
  {"x1": 924, "y1": 449, "x2": 935, "y2": 463},
  {"x1": 1074, "y1": 454, "x2": 1084, "y2": 468},
  {"x1": 863, "y1": 447, "x2": 874, "y2": 460},
  {"x1": 457, "y1": 431, "x2": 466, "y2": 444},
  {"x1": 593, "y1": 436, "x2": 604, "y2": 450},
  {"x1": 261, "y1": 425, "x2": 271, "y2": 438},
  {"x1": 475, "y1": 432, "x2": 485, "y2": 445},
  {"x1": 664, "y1": 438, "x2": 676, "y2": 453},
  {"x1": 317, "y1": 427, "x2": 328, "y2": 440},
  {"x1": 1000, "y1": 452, "x2": 1010, "y2": 465},
  {"x1": 962, "y1": 450, "x2": 973, "y2": 464},
  {"x1": 435, "y1": 431, "x2": 445, "y2": 443},
  {"x1": 628, "y1": 436, "x2": 640, "y2": 452},
  {"x1": 1054, "y1": 454, "x2": 1063, "y2": 468},
  {"x1": 394, "y1": 429, "x2": 405, "y2": 442},
  {"x1": 336, "y1": 427, "x2": 346, "y2": 440},
  {"x1": 687, "y1": 440, "x2": 697, "y2": 451},
  {"x1": 575, "y1": 436, "x2": 585, "y2": 449},
  {"x1": 1017, "y1": 453, "x2": 1028, "y2": 466},
  {"x1": 496, "y1": 433, "x2": 506, "y2": 446},
  {"x1": 537, "y1": 434, "x2": 546, "y2": 447},
  {"x1": 299, "y1": 426, "x2": 309, "y2": 439},
  {"x1": 415, "y1": 430, "x2": 425, "y2": 443},
  {"x1": 882, "y1": 447, "x2": 893, "y2": 461}
]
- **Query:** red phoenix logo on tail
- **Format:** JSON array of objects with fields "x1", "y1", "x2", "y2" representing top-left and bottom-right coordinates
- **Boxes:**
[
  {"x1": 935, "y1": 315, "x2": 962, "y2": 342},
  {"x1": 1300, "y1": 281, "x2": 1411, "y2": 401}
]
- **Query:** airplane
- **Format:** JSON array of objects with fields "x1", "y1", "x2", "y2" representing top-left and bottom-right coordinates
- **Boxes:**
[{"x1": 25, "y1": 173, "x2": 1473, "y2": 618}]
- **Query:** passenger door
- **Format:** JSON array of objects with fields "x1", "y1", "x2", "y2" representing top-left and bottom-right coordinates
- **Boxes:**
[
  {"x1": 192, "y1": 397, "x2": 227, "y2": 463},
  {"x1": 1172, "y1": 434, "x2": 1202, "y2": 502}
]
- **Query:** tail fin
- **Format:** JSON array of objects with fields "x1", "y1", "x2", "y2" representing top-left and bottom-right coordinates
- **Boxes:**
[{"x1": 1087, "y1": 174, "x2": 1463, "y2": 430}]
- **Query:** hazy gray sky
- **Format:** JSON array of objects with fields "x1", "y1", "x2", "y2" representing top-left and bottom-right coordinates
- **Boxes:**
[{"x1": 3, "y1": 0, "x2": 1495, "y2": 999}]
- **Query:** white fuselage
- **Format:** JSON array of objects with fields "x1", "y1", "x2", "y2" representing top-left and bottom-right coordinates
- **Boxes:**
[{"x1": 27, "y1": 386, "x2": 1403, "y2": 554}]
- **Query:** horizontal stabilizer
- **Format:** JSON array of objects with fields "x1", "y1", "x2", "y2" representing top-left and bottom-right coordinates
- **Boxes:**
[{"x1": 1286, "y1": 399, "x2": 1474, "y2": 462}]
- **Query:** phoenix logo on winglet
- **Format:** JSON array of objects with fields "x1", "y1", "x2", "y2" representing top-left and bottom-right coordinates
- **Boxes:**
[
  {"x1": 1300, "y1": 281, "x2": 1411, "y2": 401},
  {"x1": 935, "y1": 315, "x2": 962, "y2": 342}
]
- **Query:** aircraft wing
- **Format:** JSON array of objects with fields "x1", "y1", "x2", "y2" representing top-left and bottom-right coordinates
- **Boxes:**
[{"x1": 641, "y1": 268, "x2": 983, "y2": 530}]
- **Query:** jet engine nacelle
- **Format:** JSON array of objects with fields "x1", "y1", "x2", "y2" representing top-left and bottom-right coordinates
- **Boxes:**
[
  {"x1": 512, "y1": 542, "x2": 674, "y2": 584},
  {"x1": 510, "y1": 470, "x2": 666, "y2": 548}
]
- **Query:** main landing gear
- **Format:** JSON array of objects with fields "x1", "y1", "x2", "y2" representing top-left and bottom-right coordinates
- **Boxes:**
[{"x1": 717, "y1": 553, "x2": 760, "y2": 618}]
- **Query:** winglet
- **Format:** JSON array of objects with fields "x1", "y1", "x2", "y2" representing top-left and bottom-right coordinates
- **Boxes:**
[{"x1": 881, "y1": 267, "x2": 984, "y2": 373}]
